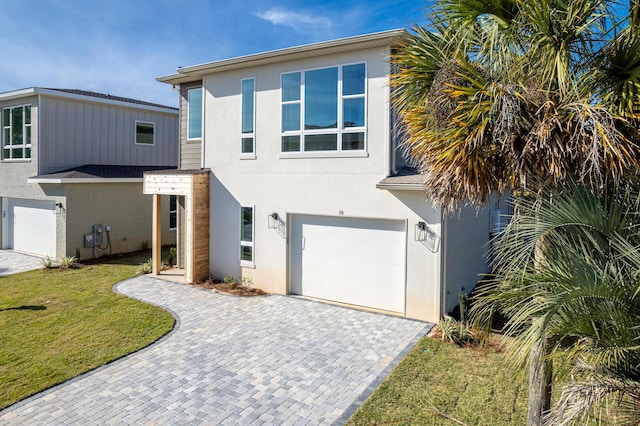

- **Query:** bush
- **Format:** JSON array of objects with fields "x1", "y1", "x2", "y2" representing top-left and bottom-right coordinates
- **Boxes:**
[{"x1": 137, "y1": 258, "x2": 153, "y2": 274}]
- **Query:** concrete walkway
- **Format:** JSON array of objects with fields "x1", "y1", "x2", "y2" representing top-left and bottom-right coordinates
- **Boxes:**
[
  {"x1": 0, "y1": 275, "x2": 431, "y2": 425},
  {"x1": 0, "y1": 250, "x2": 45, "y2": 276}
]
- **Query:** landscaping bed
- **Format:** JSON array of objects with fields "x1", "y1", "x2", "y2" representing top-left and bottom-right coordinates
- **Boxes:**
[{"x1": 191, "y1": 278, "x2": 267, "y2": 297}]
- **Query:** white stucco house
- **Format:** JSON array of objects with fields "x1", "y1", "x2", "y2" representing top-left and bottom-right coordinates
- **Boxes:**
[
  {"x1": 144, "y1": 29, "x2": 507, "y2": 323},
  {"x1": 0, "y1": 88, "x2": 179, "y2": 261}
]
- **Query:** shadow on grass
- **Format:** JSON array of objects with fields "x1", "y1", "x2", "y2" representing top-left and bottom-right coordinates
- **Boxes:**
[
  {"x1": 1, "y1": 305, "x2": 46, "y2": 312},
  {"x1": 80, "y1": 247, "x2": 174, "y2": 267}
]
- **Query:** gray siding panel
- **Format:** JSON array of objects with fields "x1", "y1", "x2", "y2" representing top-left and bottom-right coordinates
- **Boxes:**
[
  {"x1": 179, "y1": 82, "x2": 202, "y2": 170},
  {"x1": 39, "y1": 96, "x2": 178, "y2": 173}
]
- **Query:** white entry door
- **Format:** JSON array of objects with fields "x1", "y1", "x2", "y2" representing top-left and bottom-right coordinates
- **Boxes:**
[
  {"x1": 290, "y1": 215, "x2": 406, "y2": 313},
  {"x1": 5, "y1": 199, "x2": 57, "y2": 258}
]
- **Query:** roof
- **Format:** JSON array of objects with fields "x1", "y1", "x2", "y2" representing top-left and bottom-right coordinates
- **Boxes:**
[
  {"x1": 0, "y1": 87, "x2": 178, "y2": 114},
  {"x1": 158, "y1": 28, "x2": 407, "y2": 85},
  {"x1": 376, "y1": 167, "x2": 426, "y2": 191},
  {"x1": 28, "y1": 164, "x2": 177, "y2": 184}
]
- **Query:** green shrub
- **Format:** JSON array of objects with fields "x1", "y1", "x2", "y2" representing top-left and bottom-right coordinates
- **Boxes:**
[{"x1": 137, "y1": 258, "x2": 153, "y2": 274}]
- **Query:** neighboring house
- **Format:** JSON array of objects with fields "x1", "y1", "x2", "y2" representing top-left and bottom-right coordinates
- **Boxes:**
[
  {"x1": 144, "y1": 29, "x2": 508, "y2": 323},
  {"x1": 0, "y1": 88, "x2": 178, "y2": 261}
]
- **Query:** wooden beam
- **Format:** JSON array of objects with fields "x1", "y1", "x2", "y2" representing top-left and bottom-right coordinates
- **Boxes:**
[{"x1": 152, "y1": 194, "x2": 162, "y2": 275}]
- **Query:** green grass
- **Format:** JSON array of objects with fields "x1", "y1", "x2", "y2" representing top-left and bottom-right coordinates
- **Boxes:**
[
  {"x1": 347, "y1": 336, "x2": 528, "y2": 426},
  {"x1": 0, "y1": 251, "x2": 174, "y2": 410}
]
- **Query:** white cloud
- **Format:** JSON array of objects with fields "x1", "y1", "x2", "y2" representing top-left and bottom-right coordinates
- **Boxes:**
[{"x1": 255, "y1": 7, "x2": 332, "y2": 34}]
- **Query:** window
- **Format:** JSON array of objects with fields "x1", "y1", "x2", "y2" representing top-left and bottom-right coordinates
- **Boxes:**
[
  {"x1": 2, "y1": 105, "x2": 32, "y2": 160},
  {"x1": 169, "y1": 195, "x2": 177, "y2": 230},
  {"x1": 187, "y1": 88, "x2": 203, "y2": 139},
  {"x1": 241, "y1": 78, "x2": 255, "y2": 155},
  {"x1": 135, "y1": 121, "x2": 155, "y2": 145},
  {"x1": 240, "y1": 206, "x2": 254, "y2": 265},
  {"x1": 281, "y1": 63, "x2": 366, "y2": 154}
]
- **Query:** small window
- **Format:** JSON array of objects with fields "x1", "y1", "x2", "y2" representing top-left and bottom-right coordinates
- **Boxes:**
[
  {"x1": 169, "y1": 195, "x2": 177, "y2": 230},
  {"x1": 135, "y1": 121, "x2": 155, "y2": 145},
  {"x1": 241, "y1": 78, "x2": 255, "y2": 156},
  {"x1": 187, "y1": 88, "x2": 203, "y2": 139},
  {"x1": 240, "y1": 206, "x2": 254, "y2": 265}
]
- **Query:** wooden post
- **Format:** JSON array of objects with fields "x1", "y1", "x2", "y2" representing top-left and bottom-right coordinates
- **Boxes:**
[{"x1": 152, "y1": 193, "x2": 162, "y2": 275}]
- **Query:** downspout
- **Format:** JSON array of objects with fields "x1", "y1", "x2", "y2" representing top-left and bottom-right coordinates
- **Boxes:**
[
  {"x1": 439, "y1": 210, "x2": 448, "y2": 319},
  {"x1": 200, "y1": 80, "x2": 206, "y2": 170}
]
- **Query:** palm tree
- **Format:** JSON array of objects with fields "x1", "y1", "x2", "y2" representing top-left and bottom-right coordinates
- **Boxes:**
[
  {"x1": 392, "y1": 0, "x2": 640, "y2": 424},
  {"x1": 472, "y1": 180, "x2": 640, "y2": 425},
  {"x1": 393, "y1": 0, "x2": 640, "y2": 209}
]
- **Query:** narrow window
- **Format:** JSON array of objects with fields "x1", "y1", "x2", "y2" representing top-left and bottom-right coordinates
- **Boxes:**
[
  {"x1": 2, "y1": 105, "x2": 32, "y2": 160},
  {"x1": 169, "y1": 195, "x2": 177, "y2": 230},
  {"x1": 240, "y1": 206, "x2": 254, "y2": 265},
  {"x1": 135, "y1": 121, "x2": 155, "y2": 145},
  {"x1": 187, "y1": 88, "x2": 203, "y2": 139},
  {"x1": 241, "y1": 78, "x2": 255, "y2": 155}
]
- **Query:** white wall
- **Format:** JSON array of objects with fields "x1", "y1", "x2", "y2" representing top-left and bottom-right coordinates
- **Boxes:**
[{"x1": 200, "y1": 45, "x2": 486, "y2": 322}]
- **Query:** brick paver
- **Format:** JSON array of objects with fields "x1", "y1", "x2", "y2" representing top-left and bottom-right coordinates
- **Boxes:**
[
  {"x1": 0, "y1": 250, "x2": 45, "y2": 275},
  {"x1": 0, "y1": 275, "x2": 432, "y2": 425}
]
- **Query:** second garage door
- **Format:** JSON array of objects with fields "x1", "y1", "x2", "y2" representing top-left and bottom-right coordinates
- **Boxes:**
[
  {"x1": 289, "y1": 215, "x2": 406, "y2": 313},
  {"x1": 3, "y1": 198, "x2": 57, "y2": 258}
]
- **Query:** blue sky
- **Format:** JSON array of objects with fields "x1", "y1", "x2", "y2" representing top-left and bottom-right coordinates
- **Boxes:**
[{"x1": 0, "y1": 1, "x2": 427, "y2": 107}]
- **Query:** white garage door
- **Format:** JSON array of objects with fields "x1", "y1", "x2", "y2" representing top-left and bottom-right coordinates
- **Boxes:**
[
  {"x1": 290, "y1": 215, "x2": 406, "y2": 313},
  {"x1": 3, "y1": 198, "x2": 57, "y2": 258}
]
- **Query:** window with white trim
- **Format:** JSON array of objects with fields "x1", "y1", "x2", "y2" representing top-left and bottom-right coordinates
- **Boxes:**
[
  {"x1": 240, "y1": 205, "x2": 254, "y2": 265},
  {"x1": 2, "y1": 105, "x2": 32, "y2": 160},
  {"x1": 135, "y1": 121, "x2": 155, "y2": 145},
  {"x1": 241, "y1": 78, "x2": 255, "y2": 155},
  {"x1": 281, "y1": 63, "x2": 366, "y2": 153},
  {"x1": 187, "y1": 88, "x2": 203, "y2": 139},
  {"x1": 169, "y1": 195, "x2": 177, "y2": 230}
]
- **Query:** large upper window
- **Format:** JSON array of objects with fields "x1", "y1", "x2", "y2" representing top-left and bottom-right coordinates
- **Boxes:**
[
  {"x1": 135, "y1": 121, "x2": 155, "y2": 145},
  {"x1": 241, "y1": 78, "x2": 255, "y2": 155},
  {"x1": 2, "y1": 105, "x2": 32, "y2": 160},
  {"x1": 187, "y1": 88, "x2": 203, "y2": 139},
  {"x1": 240, "y1": 205, "x2": 254, "y2": 265},
  {"x1": 281, "y1": 63, "x2": 366, "y2": 153}
]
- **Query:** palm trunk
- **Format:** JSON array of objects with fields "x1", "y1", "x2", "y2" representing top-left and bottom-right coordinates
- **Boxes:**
[
  {"x1": 527, "y1": 337, "x2": 553, "y2": 426},
  {"x1": 528, "y1": 229, "x2": 553, "y2": 426}
]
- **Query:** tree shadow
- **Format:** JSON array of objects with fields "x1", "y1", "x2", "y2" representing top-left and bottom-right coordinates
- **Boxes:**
[{"x1": 0, "y1": 305, "x2": 47, "y2": 312}]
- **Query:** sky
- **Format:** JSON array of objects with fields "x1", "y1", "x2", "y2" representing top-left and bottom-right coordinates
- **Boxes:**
[{"x1": 0, "y1": 1, "x2": 428, "y2": 108}]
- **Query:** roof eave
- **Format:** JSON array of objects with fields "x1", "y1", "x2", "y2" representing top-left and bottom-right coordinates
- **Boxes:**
[
  {"x1": 27, "y1": 177, "x2": 144, "y2": 184},
  {"x1": 376, "y1": 183, "x2": 426, "y2": 191},
  {"x1": 157, "y1": 28, "x2": 407, "y2": 85}
]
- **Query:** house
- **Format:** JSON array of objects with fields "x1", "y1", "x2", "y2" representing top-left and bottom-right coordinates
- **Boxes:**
[
  {"x1": 144, "y1": 29, "x2": 507, "y2": 322},
  {"x1": 0, "y1": 88, "x2": 179, "y2": 261}
]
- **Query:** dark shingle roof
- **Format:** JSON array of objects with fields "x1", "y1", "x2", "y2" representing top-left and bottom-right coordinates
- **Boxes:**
[
  {"x1": 31, "y1": 164, "x2": 177, "y2": 180},
  {"x1": 376, "y1": 167, "x2": 426, "y2": 190},
  {"x1": 44, "y1": 88, "x2": 178, "y2": 111}
]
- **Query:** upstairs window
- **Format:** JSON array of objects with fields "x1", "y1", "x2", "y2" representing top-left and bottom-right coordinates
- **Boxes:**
[
  {"x1": 135, "y1": 121, "x2": 155, "y2": 145},
  {"x1": 2, "y1": 105, "x2": 32, "y2": 160},
  {"x1": 241, "y1": 78, "x2": 255, "y2": 155},
  {"x1": 187, "y1": 87, "x2": 203, "y2": 139},
  {"x1": 281, "y1": 63, "x2": 366, "y2": 154}
]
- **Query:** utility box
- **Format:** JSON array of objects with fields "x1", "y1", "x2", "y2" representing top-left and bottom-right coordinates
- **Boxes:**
[{"x1": 84, "y1": 224, "x2": 104, "y2": 248}]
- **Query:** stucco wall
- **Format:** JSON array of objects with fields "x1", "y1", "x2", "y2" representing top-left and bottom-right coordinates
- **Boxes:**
[
  {"x1": 65, "y1": 183, "x2": 176, "y2": 260},
  {"x1": 441, "y1": 200, "x2": 503, "y2": 314}
]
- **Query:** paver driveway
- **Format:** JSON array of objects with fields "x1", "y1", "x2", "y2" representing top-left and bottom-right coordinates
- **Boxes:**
[
  {"x1": 0, "y1": 275, "x2": 431, "y2": 425},
  {"x1": 0, "y1": 250, "x2": 44, "y2": 276}
]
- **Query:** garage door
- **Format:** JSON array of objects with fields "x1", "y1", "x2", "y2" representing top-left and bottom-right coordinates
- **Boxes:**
[
  {"x1": 290, "y1": 215, "x2": 406, "y2": 313},
  {"x1": 3, "y1": 198, "x2": 57, "y2": 258}
]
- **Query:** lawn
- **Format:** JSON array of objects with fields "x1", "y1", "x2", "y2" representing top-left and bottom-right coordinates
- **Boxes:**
[
  {"x1": 347, "y1": 335, "x2": 528, "y2": 425},
  {"x1": 0, "y1": 252, "x2": 175, "y2": 410}
]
